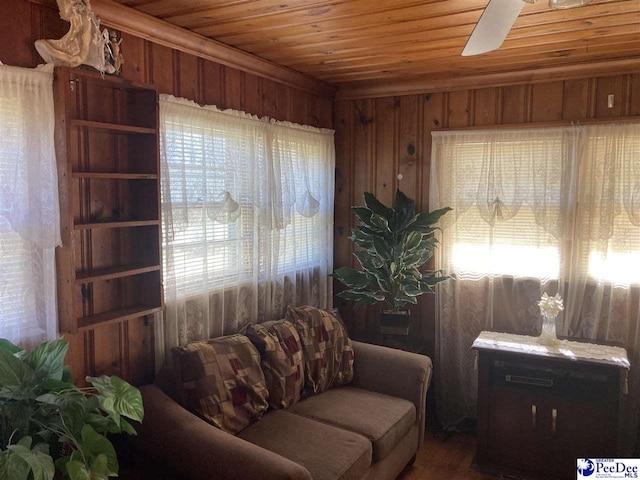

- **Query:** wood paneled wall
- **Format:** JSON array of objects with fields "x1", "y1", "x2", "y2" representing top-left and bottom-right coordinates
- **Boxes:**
[
  {"x1": 1, "y1": 0, "x2": 333, "y2": 386},
  {"x1": 334, "y1": 73, "x2": 640, "y2": 350}
]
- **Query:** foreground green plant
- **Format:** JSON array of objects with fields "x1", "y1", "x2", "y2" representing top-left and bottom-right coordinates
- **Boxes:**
[
  {"x1": 332, "y1": 189, "x2": 451, "y2": 312},
  {"x1": 0, "y1": 338, "x2": 143, "y2": 479}
]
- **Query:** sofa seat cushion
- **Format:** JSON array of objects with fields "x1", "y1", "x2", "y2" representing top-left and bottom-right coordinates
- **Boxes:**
[
  {"x1": 238, "y1": 410, "x2": 371, "y2": 480},
  {"x1": 288, "y1": 386, "x2": 415, "y2": 463}
]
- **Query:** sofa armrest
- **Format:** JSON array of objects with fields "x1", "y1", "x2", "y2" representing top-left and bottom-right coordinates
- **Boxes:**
[
  {"x1": 130, "y1": 385, "x2": 312, "y2": 480},
  {"x1": 351, "y1": 341, "x2": 432, "y2": 448}
]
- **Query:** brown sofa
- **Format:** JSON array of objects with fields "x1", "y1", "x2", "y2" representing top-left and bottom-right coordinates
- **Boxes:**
[{"x1": 131, "y1": 341, "x2": 432, "y2": 480}]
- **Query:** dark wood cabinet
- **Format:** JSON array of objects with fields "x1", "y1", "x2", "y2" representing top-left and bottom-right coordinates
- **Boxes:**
[
  {"x1": 474, "y1": 333, "x2": 628, "y2": 480},
  {"x1": 53, "y1": 67, "x2": 163, "y2": 334}
]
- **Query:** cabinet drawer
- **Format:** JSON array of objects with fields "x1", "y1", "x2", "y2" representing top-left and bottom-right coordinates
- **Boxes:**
[{"x1": 489, "y1": 358, "x2": 609, "y2": 401}]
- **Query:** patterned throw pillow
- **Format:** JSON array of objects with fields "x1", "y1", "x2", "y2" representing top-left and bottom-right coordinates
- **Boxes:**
[
  {"x1": 244, "y1": 320, "x2": 305, "y2": 409},
  {"x1": 172, "y1": 334, "x2": 269, "y2": 434},
  {"x1": 286, "y1": 306, "x2": 355, "y2": 397}
]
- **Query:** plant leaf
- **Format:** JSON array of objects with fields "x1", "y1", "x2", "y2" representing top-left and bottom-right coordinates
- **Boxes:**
[
  {"x1": 349, "y1": 229, "x2": 374, "y2": 249},
  {"x1": 84, "y1": 413, "x2": 121, "y2": 435},
  {"x1": 119, "y1": 418, "x2": 137, "y2": 436},
  {"x1": 0, "y1": 348, "x2": 34, "y2": 388},
  {"x1": 393, "y1": 189, "x2": 415, "y2": 219},
  {"x1": 24, "y1": 338, "x2": 69, "y2": 381},
  {"x1": 411, "y1": 207, "x2": 452, "y2": 232},
  {"x1": 337, "y1": 290, "x2": 384, "y2": 302},
  {"x1": 331, "y1": 267, "x2": 369, "y2": 289},
  {"x1": 352, "y1": 207, "x2": 373, "y2": 227},
  {"x1": 62, "y1": 365, "x2": 74, "y2": 384},
  {"x1": 90, "y1": 454, "x2": 110, "y2": 479},
  {"x1": 404, "y1": 231, "x2": 423, "y2": 252},
  {"x1": 4, "y1": 453, "x2": 30, "y2": 480},
  {"x1": 370, "y1": 214, "x2": 389, "y2": 232},
  {"x1": 55, "y1": 455, "x2": 71, "y2": 474},
  {"x1": 87, "y1": 376, "x2": 144, "y2": 423},
  {"x1": 79, "y1": 425, "x2": 118, "y2": 476},
  {"x1": 7, "y1": 440, "x2": 55, "y2": 480},
  {"x1": 372, "y1": 237, "x2": 392, "y2": 261},
  {"x1": 38, "y1": 378, "x2": 74, "y2": 393},
  {"x1": 363, "y1": 192, "x2": 392, "y2": 219},
  {"x1": 67, "y1": 460, "x2": 91, "y2": 480},
  {"x1": 352, "y1": 251, "x2": 383, "y2": 276},
  {"x1": 35, "y1": 390, "x2": 88, "y2": 437},
  {"x1": 0, "y1": 339, "x2": 23, "y2": 355}
]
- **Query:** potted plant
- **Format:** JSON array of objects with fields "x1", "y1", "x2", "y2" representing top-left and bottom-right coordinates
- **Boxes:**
[
  {"x1": 332, "y1": 189, "x2": 451, "y2": 336},
  {"x1": 0, "y1": 337, "x2": 143, "y2": 479}
]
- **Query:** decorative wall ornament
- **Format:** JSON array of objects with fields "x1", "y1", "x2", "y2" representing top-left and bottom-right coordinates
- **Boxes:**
[{"x1": 35, "y1": 0, "x2": 122, "y2": 75}]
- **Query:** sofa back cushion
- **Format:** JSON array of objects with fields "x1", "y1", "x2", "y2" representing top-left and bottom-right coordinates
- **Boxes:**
[
  {"x1": 286, "y1": 306, "x2": 354, "y2": 397},
  {"x1": 172, "y1": 334, "x2": 269, "y2": 434},
  {"x1": 244, "y1": 320, "x2": 305, "y2": 409}
]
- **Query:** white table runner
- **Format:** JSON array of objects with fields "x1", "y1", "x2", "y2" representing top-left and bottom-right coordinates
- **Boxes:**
[{"x1": 472, "y1": 331, "x2": 630, "y2": 369}]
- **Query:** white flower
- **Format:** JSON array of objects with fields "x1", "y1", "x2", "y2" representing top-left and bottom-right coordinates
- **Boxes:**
[{"x1": 538, "y1": 292, "x2": 564, "y2": 318}]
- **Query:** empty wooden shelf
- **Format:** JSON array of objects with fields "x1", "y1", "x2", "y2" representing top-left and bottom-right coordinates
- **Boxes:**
[{"x1": 54, "y1": 67, "x2": 163, "y2": 334}]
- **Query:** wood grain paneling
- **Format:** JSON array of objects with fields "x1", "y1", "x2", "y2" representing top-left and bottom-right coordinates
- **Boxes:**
[
  {"x1": 333, "y1": 73, "x2": 640, "y2": 349},
  {"x1": 110, "y1": 0, "x2": 640, "y2": 92},
  {"x1": 4, "y1": 0, "x2": 333, "y2": 386}
]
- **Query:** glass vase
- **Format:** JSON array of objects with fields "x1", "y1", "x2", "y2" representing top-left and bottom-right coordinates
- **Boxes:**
[{"x1": 538, "y1": 313, "x2": 559, "y2": 345}]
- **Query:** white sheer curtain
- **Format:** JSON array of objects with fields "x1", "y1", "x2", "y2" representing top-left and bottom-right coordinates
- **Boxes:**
[
  {"x1": 565, "y1": 123, "x2": 640, "y2": 453},
  {"x1": 430, "y1": 124, "x2": 640, "y2": 450},
  {"x1": 430, "y1": 127, "x2": 577, "y2": 425},
  {"x1": 157, "y1": 95, "x2": 334, "y2": 367},
  {"x1": 0, "y1": 64, "x2": 60, "y2": 348}
]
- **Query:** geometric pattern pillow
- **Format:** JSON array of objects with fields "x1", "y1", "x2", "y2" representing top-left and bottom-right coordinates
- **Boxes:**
[
  {"x1": 171, "y1": 334, "x2": 269, "y2": 434},
  {"x1": 285, "y1": 305, "x2": 355, "y2": 397},
  {"x1": 243, "y1": 320, "x2": 305, "y2": 409}
]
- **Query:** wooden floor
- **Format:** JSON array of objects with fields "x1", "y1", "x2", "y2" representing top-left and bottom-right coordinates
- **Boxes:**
[{"x1": 399, "y1": 432, "x2": 497, "y2": 480}]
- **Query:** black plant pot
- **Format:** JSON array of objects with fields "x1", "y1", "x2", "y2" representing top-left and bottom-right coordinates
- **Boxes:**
[{"x1": 380, "y1": 309, "x2": 411, "y2": 336}]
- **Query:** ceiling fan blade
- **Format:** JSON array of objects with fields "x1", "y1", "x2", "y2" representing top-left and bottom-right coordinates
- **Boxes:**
[{"x1": 462, "y1": 0, "x2": 526, "y2": 56}]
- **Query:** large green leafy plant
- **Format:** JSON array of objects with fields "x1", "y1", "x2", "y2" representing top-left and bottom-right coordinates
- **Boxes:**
[
  {"x1": 332, "y1": 189, "x2": 451, "y2": 313},
  {"x1": 0, "y1": 337, "x2": 143, "y2": 480}
]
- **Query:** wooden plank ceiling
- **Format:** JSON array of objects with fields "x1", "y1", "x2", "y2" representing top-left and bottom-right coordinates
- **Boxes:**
[{"x1": 114, "y1": 0, "x2": 640, "y2": 90}]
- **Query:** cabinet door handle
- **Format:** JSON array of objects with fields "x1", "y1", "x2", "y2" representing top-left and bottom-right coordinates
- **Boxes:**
[
  {"x1": 506, "y1": 375, "x2": 553, "y2": 388},
  {"x1": 552, "y1": 408, "x2": 558, "y2": 433},
  {"x1": 531, "y1": 404, "x2": 537, "y2": 428}
]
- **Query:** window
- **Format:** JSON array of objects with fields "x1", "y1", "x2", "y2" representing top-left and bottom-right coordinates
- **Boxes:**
[
  {"x1": 581, "y1": 126, "x2": 640, "y2": 286},
  {"x1": 161, "y1": 114, "x2": 256, "y2": 295},
  {"x1": 0, "y1": 65, "x2": 60, "y2": 348},
  {"x1": 273, "y1": 130, "x2": 329, "y2": 275},
  {"x1": 433, "y1": 128, "x2": 572, "y2": 281},
  {"x1": 160, "y1": 97, "x2": 334, "y2": 302},
  {"x1": 431, "y1": 124, "x2": 640, "y2": 287}
]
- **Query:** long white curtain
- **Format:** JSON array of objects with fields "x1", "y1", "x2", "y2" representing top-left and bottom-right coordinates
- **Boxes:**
[
  {"x1": 0, "y1": 64, "x2": 60, "y2": 348},
  {"x1": 430, "y1": 124, "x2": 640, "y2": 451},
  {"x1": 157, "y1": 95, "x2": 335, "y2": 367}
]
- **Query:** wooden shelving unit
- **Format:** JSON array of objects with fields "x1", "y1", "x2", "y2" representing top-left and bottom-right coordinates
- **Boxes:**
[
  {"x1": 72, "y1": 172, "x2": 158, "y2": 180},
  {"x1": 73, "y1": 220, "x2": 161, "y2": 230},
  {"x1": 70, "y1": 119, "x2": 158, "y2": 135},
  {"x1": 53, "y1": 67, "x2": 163, "y2": 334},
  {"x1": 75, "y1": 264, "x2": 161, "y2": 284}
]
